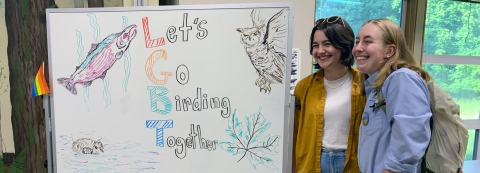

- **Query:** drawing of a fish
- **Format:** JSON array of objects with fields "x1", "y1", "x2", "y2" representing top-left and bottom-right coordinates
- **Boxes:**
[{"x1": 57, "y1": 24, "x2": 137, "y2": 95}]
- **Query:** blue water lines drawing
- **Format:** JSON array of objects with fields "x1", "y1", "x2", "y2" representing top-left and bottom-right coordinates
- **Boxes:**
[
  {"x1": 219, "y1": 107, "x2": 280, "y2": 171},
  {"x1": 57, "y1": 132, "x2": 162, "y2": 172},
  {"x1": 122, "y1": 16, "x2": 132, "y2": 93},
  {"x1": 87, "y1": 13, "x2": 112, "y2": 108},
  {"x1": 75, "y1": 30, "x2": 90, "y2": 111}
]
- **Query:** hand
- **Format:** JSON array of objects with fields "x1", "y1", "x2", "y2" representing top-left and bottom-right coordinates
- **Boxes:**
[{"x1": 382, "y1": 169, "x2": 396, "y2": 173}]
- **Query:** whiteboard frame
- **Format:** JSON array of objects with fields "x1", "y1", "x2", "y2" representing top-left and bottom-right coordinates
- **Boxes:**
[
  {"x1": 45, "y1": 2, "x2": 295, "y2": 173},
  {"x1": 43, "y1": 95, "x2": 54, "y2": 173}
]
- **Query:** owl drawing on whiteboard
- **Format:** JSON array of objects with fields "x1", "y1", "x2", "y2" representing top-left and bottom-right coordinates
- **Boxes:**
[{"x1": 237, "y1": 9, "x2": 289, "y2": 94}]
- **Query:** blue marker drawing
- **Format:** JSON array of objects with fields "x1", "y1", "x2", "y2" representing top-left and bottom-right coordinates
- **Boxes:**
[
  {"x1": 75, "y1": 29, "x2": 90, "y2": 111},
  {"x1": 56, "y1": 133, "x2": 161, "y2": 172},
  {"x1": 147, "y1": 86, "x2": 172, "y2": 115},
  {"x1": 75, "y1": 30, "x2": 85, "y2": 70},
  {"x1": 87, "y1": 13, "x2": 101, "y2": 45},
  {"x1": 87, "y1": 13, "x2": 112, "y2": 108},
  {"x1": 146, "y1": 120, "x2": 174, "y2": 147},
  {"x1": 122, "y1": 16, "x2": 132, "y2": 93},
  {"x1": 219, "y1": 107, "x2": 280, "y2": 171},
  {"x1": 102, "y1": 77, "x2": 111, "y2": 108}
]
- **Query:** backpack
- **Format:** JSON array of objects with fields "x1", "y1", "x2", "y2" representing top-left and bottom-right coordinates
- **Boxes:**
[{"x1": 376, "y1": 81, "x2": 469, "y2": 173}]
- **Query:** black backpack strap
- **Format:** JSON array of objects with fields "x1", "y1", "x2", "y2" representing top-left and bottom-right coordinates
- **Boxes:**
[{"x1": 422, "y1": 114, "x2": 434, "y2": 173}]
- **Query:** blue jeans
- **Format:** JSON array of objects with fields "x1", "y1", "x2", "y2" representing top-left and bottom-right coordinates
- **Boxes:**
[{"x1": 320, "y1": 149, "x2": 346, "y2": 173}]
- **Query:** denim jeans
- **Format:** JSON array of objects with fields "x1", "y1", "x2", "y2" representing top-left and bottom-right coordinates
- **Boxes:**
[{"x1": 320, "y1": 149, "x2": 346, "y2": 173}]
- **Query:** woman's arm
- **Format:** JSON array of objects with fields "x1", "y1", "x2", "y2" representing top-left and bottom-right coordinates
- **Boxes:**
[{"x1": 382, "y1": 70, "x2": 432, "y2": 173}]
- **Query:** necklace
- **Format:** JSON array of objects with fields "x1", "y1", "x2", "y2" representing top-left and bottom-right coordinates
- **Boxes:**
[{"x1": 323, "y1": 72, "x2": 351, "y2": 89}]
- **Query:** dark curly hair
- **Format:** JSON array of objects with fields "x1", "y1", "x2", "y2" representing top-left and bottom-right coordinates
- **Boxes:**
[{"x1": 310, "y1": 16, "x2": 355, "y2": 70}]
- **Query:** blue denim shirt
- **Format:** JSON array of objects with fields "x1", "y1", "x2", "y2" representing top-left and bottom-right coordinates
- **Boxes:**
[{"x1": 358, "y1": 68, "x2": 432, "y2": 173}]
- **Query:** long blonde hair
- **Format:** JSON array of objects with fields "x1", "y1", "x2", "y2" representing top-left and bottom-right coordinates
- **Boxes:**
[{"x1": 361, "y1": 18, "x2": 431, "y2": 92}]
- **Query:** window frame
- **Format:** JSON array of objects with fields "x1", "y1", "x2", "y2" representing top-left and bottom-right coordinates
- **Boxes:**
[
  {"x1": 423, "y1": 54, "x2": 480, "y2": 65},
  {"x1": 418, "y1": 0, "x2": 480, "y2": 161}
]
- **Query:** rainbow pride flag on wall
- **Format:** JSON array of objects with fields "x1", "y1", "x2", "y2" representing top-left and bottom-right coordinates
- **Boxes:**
[{"x1": 31, "y1": 62, "x2": 50, "y2": 97}]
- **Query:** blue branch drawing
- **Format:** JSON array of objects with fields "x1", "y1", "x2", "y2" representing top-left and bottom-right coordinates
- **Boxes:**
[
  {"x1": 75, "y1": 29, "x2": 90, "y2": 111},
  {"x1": 219, "y1": 107, "x2": 280, "y2": 171},
  {"x1": 87, "y1": 13, "x2": 111, "y2": 108}
]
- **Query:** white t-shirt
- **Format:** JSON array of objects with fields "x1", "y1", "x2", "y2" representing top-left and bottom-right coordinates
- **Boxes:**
[{"x1": 322, "y1": 71, "x2": 353, "y2": 150}]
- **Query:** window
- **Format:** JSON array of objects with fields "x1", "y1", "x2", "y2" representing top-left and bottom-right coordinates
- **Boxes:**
[
  {"x1": 313, "y1": 0, "x2": 404, "y2": 72},
  {"x1": 422, "y1": 63, "x2": 480, "y2": 121},
  {"x1": 422, "y1": 0, "x2": 480, "y2": 161}
]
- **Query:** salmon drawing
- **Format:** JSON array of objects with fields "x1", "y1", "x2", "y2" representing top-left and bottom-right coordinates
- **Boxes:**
[{"x1": 57, "y1": 24, "x2": 137, "y2": 95}]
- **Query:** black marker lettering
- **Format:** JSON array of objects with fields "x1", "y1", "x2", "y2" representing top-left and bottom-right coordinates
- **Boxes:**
[
  {"x1": 196, "y1": 20, "x2": 208, "y2": 40},
  {"x1": 179, "y1": 13, "x2": 192, "y2": 42},
  {"x1": 175, "y1": 64, "x2": 189, "y2": 85},
  {"x1": 166, "y1": 26, "x2": 177, "y2": 43}
]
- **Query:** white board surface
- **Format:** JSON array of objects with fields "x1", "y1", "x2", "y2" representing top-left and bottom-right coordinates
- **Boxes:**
[{"x1": 46, "y1": 3, "x2": 294, "y2": 173}]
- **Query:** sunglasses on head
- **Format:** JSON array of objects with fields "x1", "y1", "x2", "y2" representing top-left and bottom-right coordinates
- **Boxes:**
[{"x1": 315, "y1": 16, "x2": 346, "y2": 27}]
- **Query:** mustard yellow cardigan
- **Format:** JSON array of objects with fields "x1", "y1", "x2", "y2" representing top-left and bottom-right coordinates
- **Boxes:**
[{"x1": 293, "y1": 68, "x2": 366, "y2": 173}]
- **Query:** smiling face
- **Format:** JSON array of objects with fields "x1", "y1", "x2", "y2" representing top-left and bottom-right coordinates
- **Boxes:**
[
  {"x1": 311, "y1": 30, "x2": 344, "y2": 71},
  {"x1": 353, "y1": 23, "x2": 393, "y2": 76}
]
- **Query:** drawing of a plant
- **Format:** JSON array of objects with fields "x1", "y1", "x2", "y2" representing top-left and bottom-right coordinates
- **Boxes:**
[
  {"x1": 219, "y1": 107, "x2": 280, "y2": 171},
  {"x1": 0, "y1": 63, "x2": 10, "y2": 96}
]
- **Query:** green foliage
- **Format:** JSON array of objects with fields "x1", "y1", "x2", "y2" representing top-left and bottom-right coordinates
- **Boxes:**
[
  {"x1": 423, "y1": 0, "x2": 480, "y2": 99},
  {"x1": 6, "y1": 150, "x2": 26, "y2": 173},
  {"x1": 424, "y1": 0, "x2": 480, "y2": 56},
  {"x1": 455, "y1": 98, "x2": 480, "y2": 119},
  {"x1": 315, "y1": 0, "x2": 402, "y2": 34},
  {"x1": 424, "y1": 64, "x2": 480, "y2": 99},
  {"x1": 0, "y1": 157, "x2": 4, "y2": 173}
]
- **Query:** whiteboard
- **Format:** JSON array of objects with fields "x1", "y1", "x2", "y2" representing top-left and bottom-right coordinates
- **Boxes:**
[{"x1": 46, "y1": 3, "x2": 294, "y2": 173}]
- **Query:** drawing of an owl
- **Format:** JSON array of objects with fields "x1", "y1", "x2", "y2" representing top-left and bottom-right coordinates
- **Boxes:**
[{"x1": 237, "y1": 9, "x2": 289, "y2": 94}]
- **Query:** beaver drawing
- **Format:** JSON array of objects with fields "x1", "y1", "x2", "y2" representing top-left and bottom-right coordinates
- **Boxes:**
[{"x1": 71, "y1": 138, "x2": 104, "y2": 155}]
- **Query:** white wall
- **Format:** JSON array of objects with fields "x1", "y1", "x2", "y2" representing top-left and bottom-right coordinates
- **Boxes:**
[
  {"x1": 179, "y1": 0, "x2": 315, "y2": 80},
  {"x1": 0, "y1": 0, "x2": 14, "y2": 153}
]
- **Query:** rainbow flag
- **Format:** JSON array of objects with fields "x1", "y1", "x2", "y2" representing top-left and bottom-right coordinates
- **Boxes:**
[{"x1": 31, "y1": 62, "x2": 50, "y2": 97}]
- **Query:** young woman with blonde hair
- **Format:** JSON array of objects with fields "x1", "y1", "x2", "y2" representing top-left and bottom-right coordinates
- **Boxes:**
[{"x1": 353, "y1": 18, "x2": 432, "y2": 173}]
